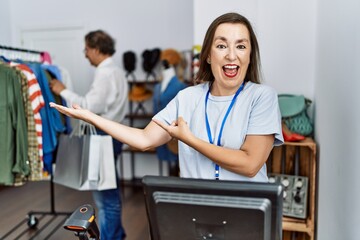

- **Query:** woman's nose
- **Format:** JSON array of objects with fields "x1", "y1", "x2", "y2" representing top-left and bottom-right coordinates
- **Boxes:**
[{"x1": 226, "y1": 47, "x2": 237, "y2": 61}]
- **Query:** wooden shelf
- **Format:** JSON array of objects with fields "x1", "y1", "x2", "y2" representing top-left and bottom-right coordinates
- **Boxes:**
[
  {"x1": 283, "y1": 217, "x2": 314, "y2": 236},
  {"x1": 284, "y1": 137, "x2": 316, "y2": 153},
  {"x1": 269, "y1": 138, "x2": 317, "y2": 240}
]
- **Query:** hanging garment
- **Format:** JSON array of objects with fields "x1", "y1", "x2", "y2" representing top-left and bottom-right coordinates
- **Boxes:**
[
  {"x1": 42, "y1": 64, "x2": 72, "y2": 133},
  {"x1": 10, "y1": 62, "x2": 46, "y2": 181},
  {"x1": 27, "y1": 62, "x2": 66, "y2": 174},
  {"x1": 40, "y1": 51, "x2": 52, "y2": 64},
  {"x1": 0, "y1": 64, "x2": 29, "y2": 185},
  {"x1": 13, "y1": 67, "x2": 39, "y2": 185}
]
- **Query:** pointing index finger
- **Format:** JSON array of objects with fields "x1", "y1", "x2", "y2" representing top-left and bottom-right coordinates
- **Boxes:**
[{"x1": 152, "y1": 119, "x2": 169, "y2": 131}]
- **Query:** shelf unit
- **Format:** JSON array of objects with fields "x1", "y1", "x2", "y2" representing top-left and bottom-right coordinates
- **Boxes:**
[
  {"x1": 121, "y1": 80, "x2": 163, "y2": 183},
  {"x1": 268, "y1": 138, "x2": 317, "y2": 240}
]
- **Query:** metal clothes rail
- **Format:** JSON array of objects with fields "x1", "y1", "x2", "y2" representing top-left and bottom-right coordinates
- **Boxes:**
[
  {"x1": 0, "y1": 44, "x2": 42, "y2": 53},
  {"x1": 0, "y1": 44, "x2": 43, "y2": 62}
]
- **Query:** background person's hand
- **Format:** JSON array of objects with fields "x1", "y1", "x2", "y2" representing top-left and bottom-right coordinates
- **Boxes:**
[{"x1": 49, "y1": 79, "x2": 66, "y2": 95}]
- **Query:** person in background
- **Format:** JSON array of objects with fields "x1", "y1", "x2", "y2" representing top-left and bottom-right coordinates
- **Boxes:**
[
  {"x1": 50, "y1": 13, "x2": 283, "y2": 185},
  {"x1": 50, "y1": 30, "x2": 127, "y2": 240}
]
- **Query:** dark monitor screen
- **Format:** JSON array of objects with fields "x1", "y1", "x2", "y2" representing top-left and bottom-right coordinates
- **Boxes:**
[{"x1": 142, "y1": 175, "x2": 283, "y2": 240}]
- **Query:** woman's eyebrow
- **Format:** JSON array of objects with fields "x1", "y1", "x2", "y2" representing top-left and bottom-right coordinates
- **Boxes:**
[
  {"x1": 214, "y1": 36, "x2": 250, "y2": 43},
  {"x1": 237, "y1": 38, "x2": 250, "y2": 43}
]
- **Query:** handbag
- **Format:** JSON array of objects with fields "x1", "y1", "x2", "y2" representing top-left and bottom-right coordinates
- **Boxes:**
[
  {"x1": 53, "y1": 121, "x2": 117, "y2": 191},
  {"x1": 278, "y1": 94, "x2": 313, "y2": 136}
]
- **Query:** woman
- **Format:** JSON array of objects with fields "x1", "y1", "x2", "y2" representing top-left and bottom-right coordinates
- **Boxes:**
[{"x1": 50, "y1": 12, "x2": 283, "y2": 182}]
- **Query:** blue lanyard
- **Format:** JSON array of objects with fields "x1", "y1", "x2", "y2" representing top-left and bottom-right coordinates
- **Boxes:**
[{"x1": 205, "y1": 82, "x2": 245, "y2": 180}]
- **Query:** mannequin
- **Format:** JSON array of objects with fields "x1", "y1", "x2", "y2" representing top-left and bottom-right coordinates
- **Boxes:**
[
  {"x1": 153, "y1": 52, "x2": 188, "y2": 176},
  {"x1": 160, "y1": 59, "x2": 176, "y2": 93},
  {"x1": 153, "y1": 59, "x2": 187, "y2": 114}
]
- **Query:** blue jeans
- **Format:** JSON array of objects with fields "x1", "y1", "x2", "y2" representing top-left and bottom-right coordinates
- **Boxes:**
[{"x1": 92, "y1": 129, "x2": 126, "y2": 240}]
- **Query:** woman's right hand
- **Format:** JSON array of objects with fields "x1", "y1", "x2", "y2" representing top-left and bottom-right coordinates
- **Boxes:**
[{"x1": 49, "y1": 102, "x2": 92, "y2": 122}]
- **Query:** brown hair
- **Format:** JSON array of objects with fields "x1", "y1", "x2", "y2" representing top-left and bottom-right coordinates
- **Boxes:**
[
  {"x1": 194, "y1": 12, "x2": 261, "y2": 84},
  {"x1": 85, "y1": 30, "x2": 116, "y2": 55}
]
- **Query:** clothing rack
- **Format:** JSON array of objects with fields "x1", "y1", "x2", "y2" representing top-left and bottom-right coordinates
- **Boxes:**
[
  {"x1": 0, "y1": 44, "x2": 42, "y2": 53},
  {"x1": 0, "y1": 44, "x2": 42, "y2": 62},
  {"x1": 0, "y1": 46, "x2": 72, "y2": 239}
]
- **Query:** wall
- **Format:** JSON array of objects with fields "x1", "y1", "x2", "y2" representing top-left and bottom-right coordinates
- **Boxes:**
[
  {"x1": 0, "y1": 0, "x2": 11, "y2": 44},
  {"x1": 315, "y1": 0, "x2": 360, "y2": 239}
]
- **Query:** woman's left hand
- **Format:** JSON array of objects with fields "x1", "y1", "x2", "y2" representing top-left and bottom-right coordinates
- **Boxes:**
[{"x1": 152, "y1": 117, "x2": 193, "y2": 144}]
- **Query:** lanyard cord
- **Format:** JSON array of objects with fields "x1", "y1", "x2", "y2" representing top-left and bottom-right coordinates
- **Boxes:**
[{"x1": 205, "y1": 82, "x2": 245, "y2": 180}]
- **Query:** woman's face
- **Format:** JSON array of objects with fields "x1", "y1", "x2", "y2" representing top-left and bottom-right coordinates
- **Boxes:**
[{"x1": 209, "y1": 23, "x2": 251, "y2": 95}]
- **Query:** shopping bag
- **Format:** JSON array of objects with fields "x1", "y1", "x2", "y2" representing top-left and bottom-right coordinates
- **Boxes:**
[
  {"x1": 53, "y1": 122, "x2": 117, "y2": 191},
  {"x1": 53, "y1": 133, "x2": 90, "y2": 190},
  {"x1": 94, "y1": 135, "x2": 117, "y2": 190},
  {"x1": 82, "y1": 134, "x2": 117, "y2": 190}
]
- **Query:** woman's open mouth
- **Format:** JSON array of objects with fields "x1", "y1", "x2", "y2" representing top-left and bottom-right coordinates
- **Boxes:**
[{"x1": 223, "y1": 65, "x2": 239, "y2": 78}]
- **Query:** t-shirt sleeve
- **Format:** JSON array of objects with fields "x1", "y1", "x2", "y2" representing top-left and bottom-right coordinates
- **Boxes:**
[
  {"x1": 152, "y1": 92, "x2": 179, "y2": 125},
  {"x1": 247, "y1": 86, "x2": 284, "y2": 146}
]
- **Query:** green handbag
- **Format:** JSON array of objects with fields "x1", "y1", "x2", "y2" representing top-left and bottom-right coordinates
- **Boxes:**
[{"x1": 278, "y1": 94, "x2": 313, "y2": 136}]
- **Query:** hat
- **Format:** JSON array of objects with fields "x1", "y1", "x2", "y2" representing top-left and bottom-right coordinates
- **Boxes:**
[
  {"x1": 128, "y1": 83, "x2": 153, "y2": 102},
  {"x1": 160, "y1": 48, "x2": 181, "y2": 66},
  {"x1": 123, "y1": 51, "x2": 136, "y2": 73},
  {"x1": 142, "y1": 48, "x2": 161, "y2": 73}
]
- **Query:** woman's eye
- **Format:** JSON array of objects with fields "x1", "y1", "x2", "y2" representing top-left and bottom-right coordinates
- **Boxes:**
[
  {"x1": 237, "y1": 45, "x2": 246, "y2": 49},
  {"x1": 216, "y1": 44, "x2": 226, "y2": 49}
]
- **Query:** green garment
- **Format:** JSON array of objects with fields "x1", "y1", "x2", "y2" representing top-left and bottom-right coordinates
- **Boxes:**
[
  {"x1": 13, "y1": 66, "x2": 41, "y2": 183},
  {"x1": 0, "y1": 64, "x2": 29, "y2": 185}
]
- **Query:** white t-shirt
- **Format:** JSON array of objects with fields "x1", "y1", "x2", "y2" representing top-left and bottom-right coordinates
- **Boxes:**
[
  {"x1": 153, "y1": 81, "x2": 283, "y2": 182},
  {"x1": 60, "y1": 57, "x2": 128, "y2": 122}
]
